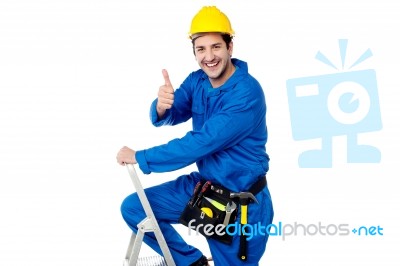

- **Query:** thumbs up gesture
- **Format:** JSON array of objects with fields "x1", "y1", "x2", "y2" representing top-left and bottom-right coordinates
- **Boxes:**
[{"x1": 156, "y1": 69, "x2": 175, "y2": 118}]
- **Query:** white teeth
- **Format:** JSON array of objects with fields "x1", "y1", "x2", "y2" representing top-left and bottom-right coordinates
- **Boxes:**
[{"x1": 207, "y1": 62, "x2": 218, "y2": 67}]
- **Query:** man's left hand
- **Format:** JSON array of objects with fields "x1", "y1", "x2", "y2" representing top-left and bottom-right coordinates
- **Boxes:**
[{"x1": 116, "y1": 146, "x2": 137, "y2": 165}]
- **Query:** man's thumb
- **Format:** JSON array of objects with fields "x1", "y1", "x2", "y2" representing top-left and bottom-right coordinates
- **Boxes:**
[{"x1": 162, "y1": 69, "x2": 171, "y2": 86}]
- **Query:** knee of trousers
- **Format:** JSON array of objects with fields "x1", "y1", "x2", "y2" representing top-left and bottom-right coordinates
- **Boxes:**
[{"x1": 120, "y1": 193, "x2": 145, "y2": 227}]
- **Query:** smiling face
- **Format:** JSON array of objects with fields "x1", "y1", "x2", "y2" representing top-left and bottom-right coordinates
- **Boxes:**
[{"x1": 193, "y1": 33, "x2": 235, "y2": 88}]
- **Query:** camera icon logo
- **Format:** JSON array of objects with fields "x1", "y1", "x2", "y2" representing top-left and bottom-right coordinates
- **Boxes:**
[{"x1": 286, "y1": 39, "x2": 382, "y2": 168}]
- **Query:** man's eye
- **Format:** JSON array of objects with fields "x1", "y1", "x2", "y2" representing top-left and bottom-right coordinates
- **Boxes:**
[{"x1": 196, "y1": 48, "x2": 204, "y2": 53}]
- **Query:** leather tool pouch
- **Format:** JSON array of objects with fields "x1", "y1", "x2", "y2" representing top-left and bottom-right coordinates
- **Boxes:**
[{"x1": 179, "y1": 181, "x2": 238, "y2": 245}]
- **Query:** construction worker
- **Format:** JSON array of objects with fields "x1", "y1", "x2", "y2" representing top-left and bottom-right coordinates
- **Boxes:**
[{"x1": 117, "y1": 6, "x2": 274, "y2": 266}]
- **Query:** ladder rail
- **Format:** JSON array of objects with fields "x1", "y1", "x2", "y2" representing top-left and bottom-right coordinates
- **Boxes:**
[{"x1": 124, "y1": 164, "x2": 176, "y2": 266}]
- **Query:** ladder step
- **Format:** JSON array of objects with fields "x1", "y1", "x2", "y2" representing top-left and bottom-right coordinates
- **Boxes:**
[{"x1": 137, "y1": 255, "x2": 167, "y2": 266}]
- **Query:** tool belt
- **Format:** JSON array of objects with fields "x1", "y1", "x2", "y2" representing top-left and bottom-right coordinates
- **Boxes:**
[{"x1": 179, "y1": 176, "x2": 267, "y2": 245}]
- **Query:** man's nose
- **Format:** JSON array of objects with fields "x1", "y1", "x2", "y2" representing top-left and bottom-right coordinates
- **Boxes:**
[{"x1": 205, "y1": 49, "x2": 215, "y2": 61}]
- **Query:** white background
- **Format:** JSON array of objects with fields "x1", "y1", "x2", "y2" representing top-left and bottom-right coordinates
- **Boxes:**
[{"x1": 1, "y1": 0, "x2": 400, "y2": 265}]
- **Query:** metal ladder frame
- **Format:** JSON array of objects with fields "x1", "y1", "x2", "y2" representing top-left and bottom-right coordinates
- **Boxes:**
[{"x1": 123, "y1": 164, "x2": 176, "y2": 266}]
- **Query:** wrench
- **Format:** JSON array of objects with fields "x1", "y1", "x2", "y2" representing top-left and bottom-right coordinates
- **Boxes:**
[{"x1": 223, "y1": 201, "x2": 237, "y2": 226}]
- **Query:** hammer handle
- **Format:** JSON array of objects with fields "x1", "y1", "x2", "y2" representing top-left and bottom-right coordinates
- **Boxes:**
[
  {"x1": 238, "y1": 203, "x2": 249, "y2": 261},
  {"x1": 239, "y1": 227, "x2": 248, "y2": 261},
  {"x1": 240, "y1": 205, "x2": 248, "y2": 224}
]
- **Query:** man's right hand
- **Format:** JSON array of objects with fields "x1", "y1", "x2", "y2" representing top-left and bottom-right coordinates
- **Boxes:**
[{"x1": 156, "y1": 69, "x2": 175, "y2": 119}]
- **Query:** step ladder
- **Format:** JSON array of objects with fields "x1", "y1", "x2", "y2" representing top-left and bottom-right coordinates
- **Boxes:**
[{"x1": 123, "y1": 164, "x2": 176, "y2": 266}]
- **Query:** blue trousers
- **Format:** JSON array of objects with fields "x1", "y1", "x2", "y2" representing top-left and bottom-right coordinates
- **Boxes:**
[{"x1": 120, "y1": 172, "x2": 274, "y2": 266}]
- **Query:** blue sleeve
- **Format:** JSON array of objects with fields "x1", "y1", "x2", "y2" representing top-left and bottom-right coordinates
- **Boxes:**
[{"x1": 136, "y1": 80, "x2": 265, "y2": 174}]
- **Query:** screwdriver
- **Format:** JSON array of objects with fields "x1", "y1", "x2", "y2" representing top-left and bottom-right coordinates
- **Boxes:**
[
  {"x1": 193, "y1": 181, "x2": 211, "y2": 207},
  {"x1": 189, "y1": 181, "x2": 202, "y2": 207}
]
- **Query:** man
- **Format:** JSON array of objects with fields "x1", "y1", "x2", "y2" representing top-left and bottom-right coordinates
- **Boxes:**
[{"x1": 117, "y1": 6, "x2": 273, "y2": 266}]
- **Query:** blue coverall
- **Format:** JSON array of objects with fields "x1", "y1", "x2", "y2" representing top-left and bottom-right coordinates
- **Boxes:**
[{"x1": 121, "y1": 59, "x2": 274, "y2": 265}]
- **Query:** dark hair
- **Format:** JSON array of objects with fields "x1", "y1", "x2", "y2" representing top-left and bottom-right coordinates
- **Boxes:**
[{"x1": 191, "y1": 33, "x2": 233, "y2": 55}]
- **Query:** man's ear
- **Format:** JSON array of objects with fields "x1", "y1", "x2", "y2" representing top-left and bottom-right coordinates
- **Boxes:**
[{"x1": 229, "y1": 41, "x2": 234, "y2": 57}]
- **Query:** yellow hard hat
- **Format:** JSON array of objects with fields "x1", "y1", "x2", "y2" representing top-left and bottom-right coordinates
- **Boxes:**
[{"x1": 189, "y1": 6, "x2": 235, "y2": 39}]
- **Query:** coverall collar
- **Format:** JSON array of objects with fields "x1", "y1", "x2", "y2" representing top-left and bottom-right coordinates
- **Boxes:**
[{"x1": 201, "y1": 58, "x2": 248, "y2": 96}]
